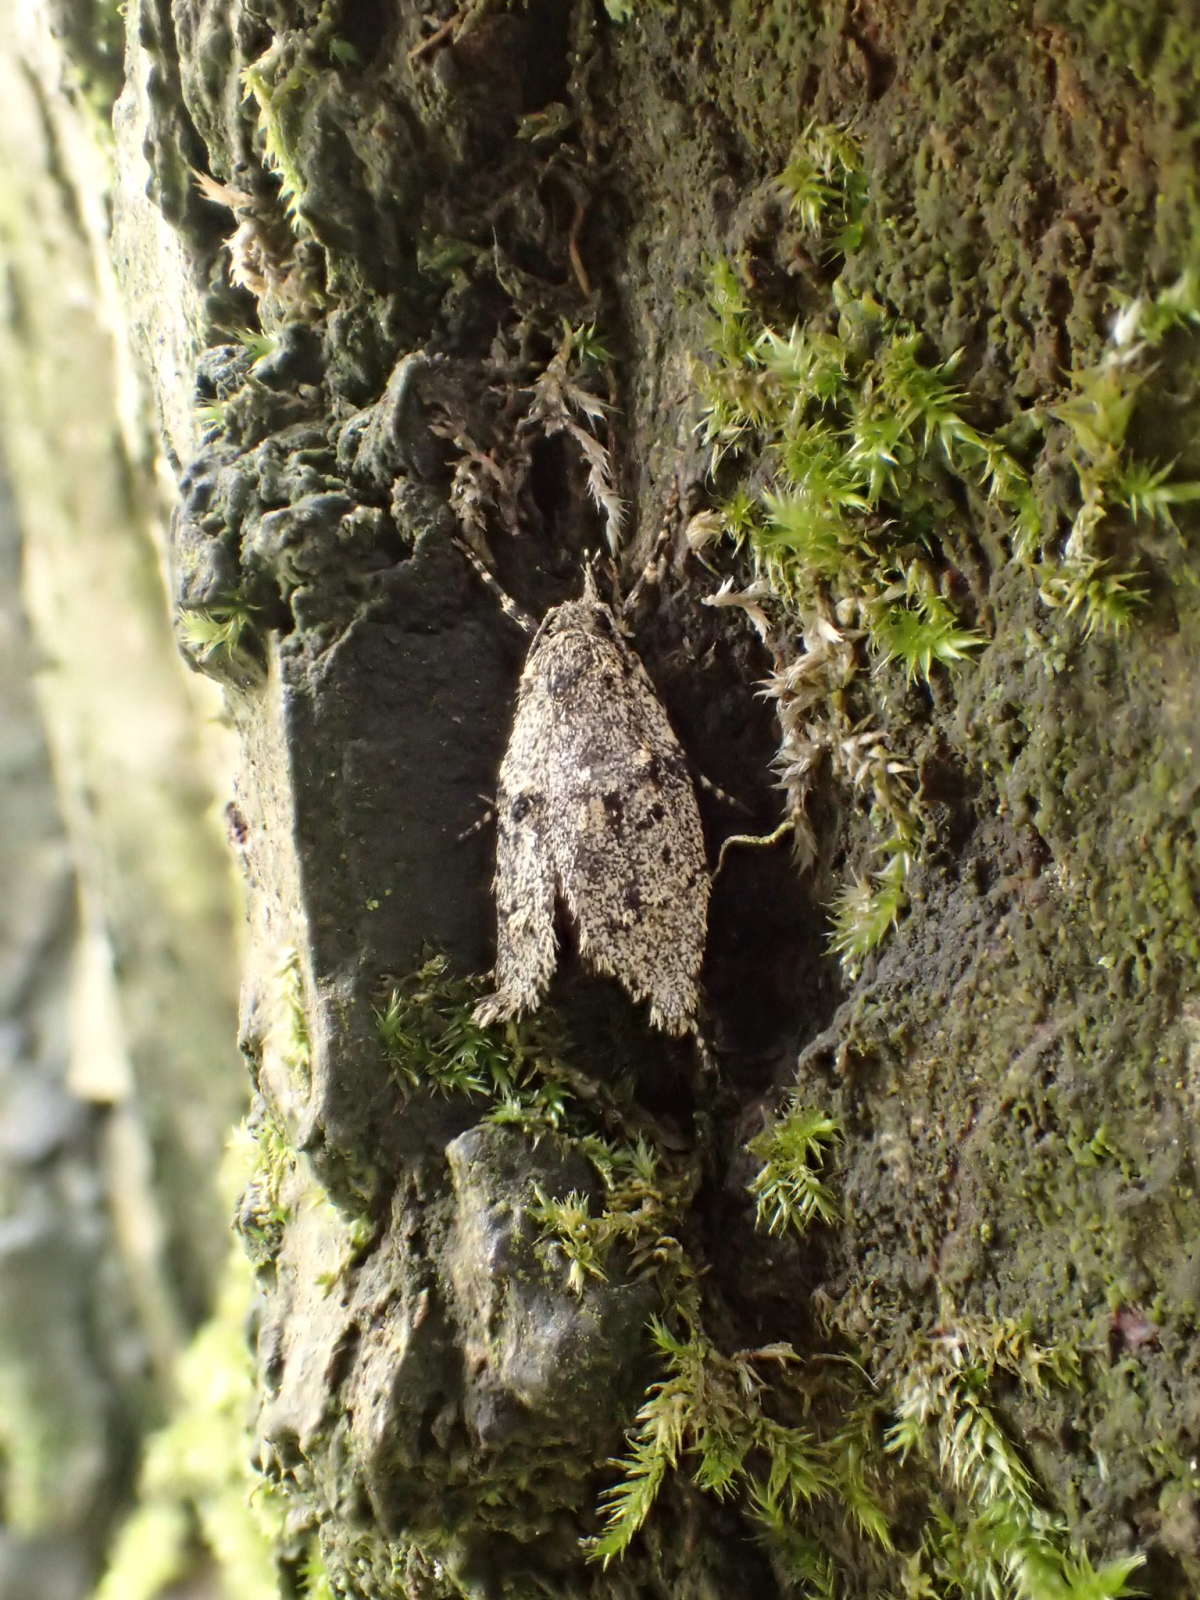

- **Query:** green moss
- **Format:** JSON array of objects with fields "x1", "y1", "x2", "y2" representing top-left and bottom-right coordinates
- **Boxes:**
[
  {"x1": 298, "y1": 1537, "x2": 339, "y2": 1600},
  {"x1": 176, "y1": 599, "x2": 259, "y2": 665},
  {"x1": 590, "y1": 1317, "x2": 837, "y2": 1568},
  {"x1": 794, "y1": 858, "x2": 1200, "y2": 1582},
  {"x1": 776, "y1": 121, "x2": 869, "y2": 254},
  {"x1": 274, "y1": 947, "x2": 312, "y2": 1087},
  {"x1": 374, "y1": 952, "x2": 576, "y2": 1126},
  {"x1": 882, "y1": 1320, "x2": 1139, "y2": 1600},
  {"x1": 698, "y1": 124, "x2": 1200, "y2": 974},
  {"x1": 241, "y1": 50, "x2": 315, "y2": 230},
  {"x1": 377, "y1": 955, "x2": 698, "y2": 1299},
  {"x1": 747, "y1": 1103, "x2": 842, "y2": 1236},
  {"x1": 530, "y1": 1135, "x2": 695, "y2": 1298},
  {"x1": 590, "y1": 1108, "x2": 1145, "y2": 1597},
  {"x1": 233, "y1": 1108, "x2": 294, "y2": 1264}
]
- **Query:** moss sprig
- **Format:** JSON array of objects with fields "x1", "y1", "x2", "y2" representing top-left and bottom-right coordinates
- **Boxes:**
[
  {"x1": 233, "y1": 1108, "x2": 294, "y2": 1262},
  {"x1": 374, "y1": 953, "x2": 575, "y2": 1124},
  {"x1": 177, "y1": 600, "x2": 258, "y2": 664},
  {"x1": 829, "y1": 845, "x2": 912, "y2": 965},
  {"x1": 530, "y1": 1135, "x2": 695, "y2": 1296},
  {"x1": 228, "y1": 325, "x2": 280, "y2": 367},
  {"x1": 588, "y1": 1316, "x2": 832, "y2": 1565},
  {"x1": 1035, "y1": 267, "x2": 1200, "y2": 635},
  {"x1": 747, "y1": 1103, "x2": 842, "y2": 1236},
  {"x1": 886, "y1": 1322, "x2": 1140, "y2": 1600},
  {"x1": 525, "y1": 323, "x2": 623, "y2": 553},
  {"x1": 241, "y1": 50, "x2": 313, "y2": 229},
  {"x1": 776, "y1": 120, "x2": 869, "y2": 255}
]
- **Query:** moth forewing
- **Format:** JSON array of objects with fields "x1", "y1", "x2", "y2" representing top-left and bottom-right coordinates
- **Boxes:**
[{"x1": 472, "y1": 582, "x2": 708, "y2": 1037}]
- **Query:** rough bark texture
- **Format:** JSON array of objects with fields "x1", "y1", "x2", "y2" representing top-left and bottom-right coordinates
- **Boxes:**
[{"x1": 12, "y1": 1, "x2": 1200, "y2": 1598}]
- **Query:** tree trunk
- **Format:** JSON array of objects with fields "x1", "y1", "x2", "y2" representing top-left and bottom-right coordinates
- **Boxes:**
[{"x1": 10, "y1": 1, "x2": 1200, "y2": 1597}]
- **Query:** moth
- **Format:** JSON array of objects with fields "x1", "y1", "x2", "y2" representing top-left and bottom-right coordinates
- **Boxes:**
[{"x1": 460, "y1": 546, "x2": 708, "y2": 1037}]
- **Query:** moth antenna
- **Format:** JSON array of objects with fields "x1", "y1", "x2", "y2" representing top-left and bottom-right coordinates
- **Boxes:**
[{"x1": 453, "y1": 538, "x2": 537, "y2": 635}]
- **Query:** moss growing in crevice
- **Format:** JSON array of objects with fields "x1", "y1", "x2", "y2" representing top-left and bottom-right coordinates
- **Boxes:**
[
  {"x1": 349, "y1": 958, "x2": 1153, "y2": 1598},
  {"x1": 590, "y1": 1091, "x2": 1144, "y2": 1600}
]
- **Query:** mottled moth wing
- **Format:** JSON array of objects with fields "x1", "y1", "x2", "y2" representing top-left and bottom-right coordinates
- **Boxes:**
[
  {"x1": 473, "y1": 590, "x2": 708, "y2": 1036},
  {"x1": 549, "y1": 645, "x2": 706, "y2": 1036},
  {"x1": 472, "y1": 702, "x2": 558, "y2": 1026}
]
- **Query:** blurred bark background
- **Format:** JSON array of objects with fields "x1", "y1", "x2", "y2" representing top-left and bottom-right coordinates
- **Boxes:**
[{"x1": 0, "y1": 4, "x2": 242, "y2": 1594}]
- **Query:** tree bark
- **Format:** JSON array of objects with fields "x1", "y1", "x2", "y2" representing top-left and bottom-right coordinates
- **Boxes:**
[{"x1": 12, "y1": 1, "x2": 1200, "y2": 1597}]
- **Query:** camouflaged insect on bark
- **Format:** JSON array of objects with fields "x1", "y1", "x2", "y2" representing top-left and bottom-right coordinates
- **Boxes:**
[{"x1": 473, "y1": 568, "x2": 708, "y2": 1037}]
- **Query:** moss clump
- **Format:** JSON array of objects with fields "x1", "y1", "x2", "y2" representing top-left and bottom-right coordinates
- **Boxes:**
[
  {"x1": 1039, "y1": 273, "x2": 1200, "y2": 634},
  {"x1": 530, "y1": 1136, "x2": 695, "y2": 1298},
  {"x1": 747, "y1": 1102, "x2": 842, "y2": 1236},
  {"x1": 377, "y1": 953, "x2": 698, "y2": 1294},
  {"x1": 233, "y1": 1107, "x2": 294, "y2": 1265},
  {"x1": 589, "y1": 1316, "x2": 841, "y2": 1569},
  {"x1": 375, "y1": 952, "x2": 577, "y2": 1126},
  {"x1": 880, "y1": 1316, "x2": 1141, "y2": 1600},
  {"x1": 176, "y1": 600, "x2": 260, "y2": 667},
  {"x1": 696, "y1": 125, "x2": 1200, "y2": 969},
  {"x1": 698, "y1": 244, "x2": 1015, "y2": 965},
  {"x1": 592, "y1": 1083, "x2": 1144, "y2": 1599},
  {"x1": 272, "y1": 947, "x2": 312, "y2": 1091}
]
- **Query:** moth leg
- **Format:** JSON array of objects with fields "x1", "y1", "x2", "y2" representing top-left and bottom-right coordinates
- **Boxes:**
[
  {"x1": 457, "y1": 793, "x2": 496, "y2": 843},
  {"x1": 620, "y1": 478, "x2": 680, "y2": 619},
  {"x1": 473, "y1": 793, "x2": 558, "y2": 1026},
  {"x1": 695, "y1": 768, "x2": 751, "y2": 814}
]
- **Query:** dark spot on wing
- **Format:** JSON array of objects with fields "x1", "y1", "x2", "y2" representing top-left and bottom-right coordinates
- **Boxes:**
[{"x1": 546, "y1": 658, "x2": 588, "y2": 695}]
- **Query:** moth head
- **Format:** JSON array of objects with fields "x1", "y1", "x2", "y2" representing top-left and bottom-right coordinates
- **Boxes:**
[{"x1": 538, "y1": 565, "x2": 622, "y2": 642}]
